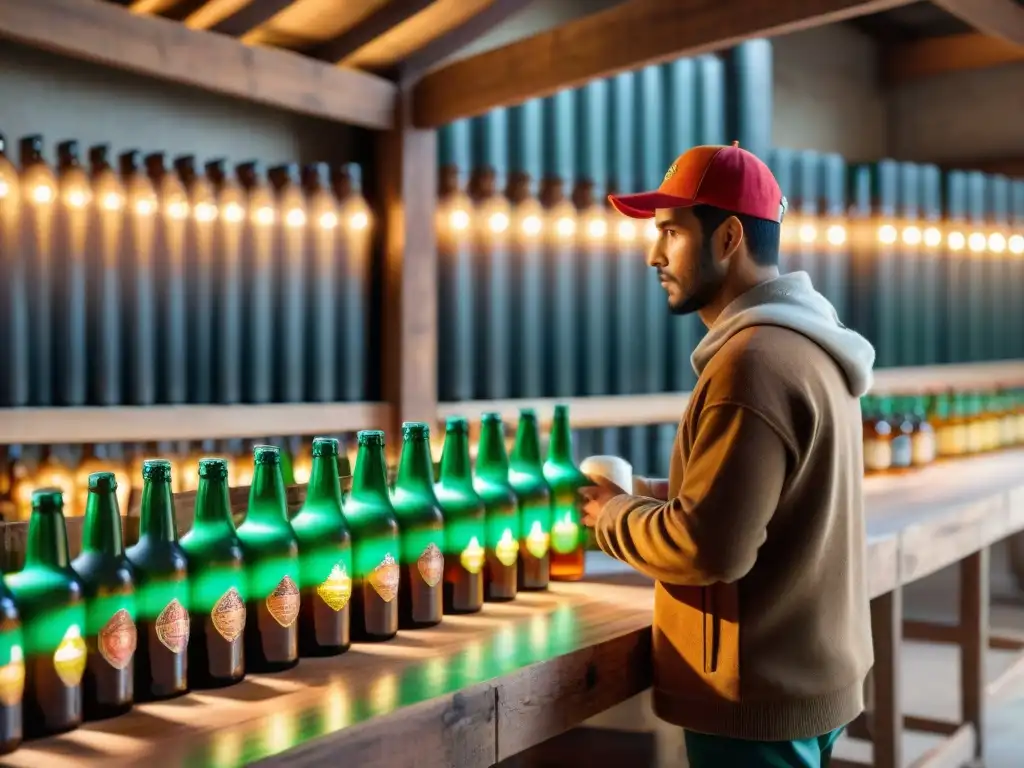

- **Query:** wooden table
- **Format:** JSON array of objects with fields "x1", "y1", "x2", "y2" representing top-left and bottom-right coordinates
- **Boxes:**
[{"x1": 6, "y1": 450, "x2": 1024, "y2": 768}]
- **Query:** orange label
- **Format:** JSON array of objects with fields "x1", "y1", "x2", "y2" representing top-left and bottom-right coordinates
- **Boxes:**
[
  {"x1": 155, "y1": 599, "x2": 190, "y2": 654},
  {"x1": 266, "y1": 576, "x2": 300, "y2": 628},
  {"x1": 417, "y1": 543, "x2": 443, "y2": 588},
  {"x1": 99, "y1": 609, "x2": 137, "y2": 671},
  {"x1": 0, "y1": 647, "x2": 24, "y2": 707},
  {"x1": 317, "y1": 564, "x2": 352, "y2": 612},
  {"x1": 369, "y1": 554, "x2": 400, "y2": 603},
  {"x1": 54, "y1": 626, "x2": 87, "y2": 688},
  {"x1": 211, "y1": 587, "x2": 246, "y2": 643}
]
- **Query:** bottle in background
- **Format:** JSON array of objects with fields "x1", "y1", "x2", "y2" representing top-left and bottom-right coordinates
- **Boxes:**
[
  {"x1": 473, "y1": 413, "x2": 520, "y2": 602},
  {"x1": 509, "y1": 409, "x2": 552, "y2": 590},
  {"x1": 0, "y1": 566, "x2": 24, "y2": 753},
  {"x1": 436, "y1": 418, "x2": 485, "y2": 615},
  {"x1": 888, "y1": 396, "x2": 914, "y2": 473},
  {"x1": 544, "y1": 405, "x2": 589, "y2": 581},
  {"x1": 861, "y1": 395, "x2": 893, "y2": 475},
  {"x1": 909, "y1": 395, "x2": 936, "y2": 468}
]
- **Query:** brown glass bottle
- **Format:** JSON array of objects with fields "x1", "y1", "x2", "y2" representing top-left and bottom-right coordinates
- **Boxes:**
[
  {"x1": 0, "y1": 576, "x2": 22, "y2": 753},
  {"x1": 861, "y1": 396, "x2": 892, "y2": 475}
]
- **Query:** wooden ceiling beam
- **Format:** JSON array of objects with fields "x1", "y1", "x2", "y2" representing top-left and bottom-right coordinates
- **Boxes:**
[
  {"x1": 308, "y1": 0, "x2": 436, "y2": 64},
  {"x1": 931, "y1": 0, "x2": 1024, "y2": 45},
  {"x1": 206, "y1": 0, "x2": 295, "y2": 36},
  {"x1": 411, "y1": 0, "x2": 915, "y2": 128},
  {"x1": 883, "y1": 32, "x2": 1024, "y2": 85},
  {"x1": 0, "y1": 0, "x2": 397, "y2": 130}
]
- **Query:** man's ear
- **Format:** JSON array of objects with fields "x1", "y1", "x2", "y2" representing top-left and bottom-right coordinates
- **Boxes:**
[{"x1": 715, "y1": 216, "x2": 745, "y2": 262}]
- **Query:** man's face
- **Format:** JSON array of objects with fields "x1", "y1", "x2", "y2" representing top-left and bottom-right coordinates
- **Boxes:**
[{"x1": 647, "y1": 207, "x2": 725, "y2": 316}]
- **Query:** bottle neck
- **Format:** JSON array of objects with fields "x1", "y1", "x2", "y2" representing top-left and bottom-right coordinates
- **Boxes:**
[
  {"x1": 547, "y1": 413, "x2": 574, "y2": 464},
  {"x1": 82, "y1": 491, "x2": 125, "y2": 556},
  {"x1": 351, "y1": 444, "x2": 390, "y2": 503},
  {"x1": 139, "y1": 478, "x2": 177, "y2": 542},
  {"x1": 396, "y1": 437, "x2": 436, "y2": 493},
  {"x1": 439, "y1": 431, "x2": 474, "y2": 488},
  {"x1": 247, "y1": 463, "x2": 288, "y2": 524},
  {"x1": 305, "y1": 455, "x2": 343, "y2": 510},
  {"x1": 25, "y1": 510, "x2": 72, "y2": 569},
  {"x1": 194, "y1": 476, "x2": 235, "y2": 529},
  {"x1": 512, "y1": 420, "x2": 543, "y2": 468},
  {"x1": 476, "y1": 423, "x2": 509, "y2": 478}
]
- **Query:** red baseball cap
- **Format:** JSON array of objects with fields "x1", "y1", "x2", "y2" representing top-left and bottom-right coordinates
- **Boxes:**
[{"x1": 608, "y1": 142, "x2": 787, "y2": 223}]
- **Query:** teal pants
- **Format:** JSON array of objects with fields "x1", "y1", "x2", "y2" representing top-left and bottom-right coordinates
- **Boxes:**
[{"x1": 685, "y1": 727, "x2": 844, "y2": 768}]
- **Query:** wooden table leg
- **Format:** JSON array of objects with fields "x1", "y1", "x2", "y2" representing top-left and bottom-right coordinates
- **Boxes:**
[
  {"x1": 870, "y1": 587, "x2": 903, "y2": 768},
  {"x1": 960, "y1": 547, "x2": 989, "y2": 763}
]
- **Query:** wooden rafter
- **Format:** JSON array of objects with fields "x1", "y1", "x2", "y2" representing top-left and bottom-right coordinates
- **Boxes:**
[
  {"x1": 411, "y1": 0, "x2": 915, "y2": 128},
  {"x1": 307, "y1": 0, "x2": 435, "y2": 64},
  {"x1": 206, "y1": 0, "x2": 296, "y2": 36},
  {"x1": 883, "y1": 31, "x2": 1024, "y2": 85},
  {"x1": 931, "y1": 0, "x2": 1024, "y2": 45},
  {"x1": 0, "y1": 0, "x2": 396, "y2": 129}
]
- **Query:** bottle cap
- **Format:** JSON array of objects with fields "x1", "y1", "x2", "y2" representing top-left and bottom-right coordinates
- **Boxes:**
[
  {"x1": 553, "y1": 403, "x2": 569, "y2": 418},
  {"x1": 357, "y1": 430, "x2": 385, "y2": 447},
  {"x1": 88, "y1": 471, "x2": 118, "y2": 492},
  {"x1": 312, "y1": 437, "x2": 339, "y2": 457},
  {"x1": 198, "y1": 458, "x2": 229, "y2": 479},
  {"x1": 142, "y1": 459, "x2": 173, "y2": 482},
  {"x1": 253, "y1": 445, "x2": 281, "y2": 465},
  {"x1": 31, "y1": 488, "x2": 64, "y2": 511},
  {"x1": 481, "y1": 412, "x2": 503, "y2": 424},
  {"x1": 401, "y1": 422, "x2": 429, "y2": 439},
  {"x1": 519, "y1": 408, "x2": 538, "y2": 420},
  {"x1": 445, "y1": 417, "x2": 469, "y2": 433}
]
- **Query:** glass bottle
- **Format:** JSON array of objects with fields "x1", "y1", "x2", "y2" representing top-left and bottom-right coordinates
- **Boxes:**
[
  {"x1": 910, "y1": 395, "x2": 936, "y2": 468},
  {"x1": 390, "y1": 423, "x2": 445, "y2": 628},
  {"x1": 71, "y1": 472, "x2": 136, "y2": 721},
  {"x1": 344, "y1": 431, "x2": 401, "y2": 642},
  {"x1": 291, "y1": 438, "x2": 352, "y2": 656},
  {"x1": 510, "y1": 409, "x2": 552, "y2": 590},
  {"x1": 964, "y1": 392, "x2": 983, "y2": 455},
  {"x1": 861, "y1": 395, "x2": 893, "y2": 475},
  {"x1": 179, "y1": 458, "x2": 246, "y2": 688},
  {"x1": 473, "y1": 413, "x2": 519, "y2": 601},
  {"x1": 888, "y1": 396, "x2": 914, "y2": 473},
  {"x1": 0, "y1": 577, "x2": 22, "y2": 753},
  {"x1": 436, "y1": 418, "x2": 486, "y2": 615},
  {"x1": 998, "y1": 391, "x2": 1016, "y2": 449},
  {"x1": 7, "y1": 489, "x2": 85, "y2": 738},
  {"x1": 236, "y1": 446, "x2": 300, "y2": 672},
  {"x1": 544, "y1": 405, "x2": 589, "y2": 581},
  {"x1": 124, "y1": 460, "x2": 189, "y2": 700}
]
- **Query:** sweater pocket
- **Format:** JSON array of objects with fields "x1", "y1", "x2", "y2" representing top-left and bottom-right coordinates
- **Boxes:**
[{"x1": 702, "y1": 586, "x2": 719, "y2": 674}]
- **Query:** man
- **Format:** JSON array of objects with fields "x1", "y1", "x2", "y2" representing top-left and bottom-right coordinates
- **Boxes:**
[{"x1": 582, "y1": 142, "x2": 877, "y2": 768}]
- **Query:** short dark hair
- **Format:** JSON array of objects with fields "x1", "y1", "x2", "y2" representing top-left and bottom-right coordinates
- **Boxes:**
[{"x1": 690, "y1": 204, "x2": 781, "y2": 267}]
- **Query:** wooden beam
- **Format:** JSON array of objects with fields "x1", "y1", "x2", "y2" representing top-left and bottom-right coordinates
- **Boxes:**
[
  {"x1": 0, "y1": 0, "x2": 397, "y2": 130},
  {"x1": 884, "y1": 32, "x2": 1024, "y2": 85},
  {"x1": 411, "y1": 0, "x2": 914, "y2": 127},
  {"x1": 308, "y1": 0, "x2": 436, "y2": 64},
  {"x1": 205, "y1": 0, "x2": 295, "y2": 36},
  {"x1": 931, "y1": 0, "x2": 1024, "y2": 46}
]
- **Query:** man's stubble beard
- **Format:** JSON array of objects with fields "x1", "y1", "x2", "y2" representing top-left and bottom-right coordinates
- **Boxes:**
[{"x1": 667, "y1": 240, "x2": 724, "y2": 316}]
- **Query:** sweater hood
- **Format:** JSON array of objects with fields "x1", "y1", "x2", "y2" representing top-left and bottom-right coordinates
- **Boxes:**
[{"x1": 691, "y1": 271, "x2": 876, "y2": 397}]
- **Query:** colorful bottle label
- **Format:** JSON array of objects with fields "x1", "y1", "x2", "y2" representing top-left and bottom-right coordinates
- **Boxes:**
[
  {"x1": 155, "y1": 599, "x2": 190, "y2": 654},
  {"x1": 317, "y1": 564, "x2": 353, "y2": 612},
  {"x1": 369, "y1": 554, "x2": 400, "y2": 603},
  {"x1": 211, "y1": 588, "x2": 246, "y2": 643},
  {"x1": 266, "y1": 576, "x2": 300, "y2": 628},
  {"x1": 494, "y1": 529, "x2": 519, "y2": 567},
  {"x1": 525, "y1": 521, "x2": 550, "y2": 560},
  {"x1": 863, "y1": 439, "x2": 892, "y2": 472},
  {"x1": 551, "y1": 515, "x2": 581, "y2": 554},
  {"x1": 937, "y1": 426, "x2": 964, "y2": 456},
  {"x1": 54, "y1": 625, "x2": 87, "y2": 688},
  {"x1": 890, "y1": 434, "x2": 912, "y2": 468},
  {"x1": 911, "y1": 433, "x2": 936, "y2": 466},
  {"x1": 99, "y1": 609, "x2": 137, "y2": 670},
  {"x1": 0, "y1": 646, "x2": 24, "y2": 706},
  {"x1": 459, "y1": 537, "x2": 485, "y2": 575},
  {"x1": 416, "y1": 543, "x2": 444, "y2": 588}
]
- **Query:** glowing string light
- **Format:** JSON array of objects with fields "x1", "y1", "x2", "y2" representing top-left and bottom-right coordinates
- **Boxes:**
[
  {"x1": 349, "y1": 211, "x2": 369, "y2": 230},
  {"x1": 901, "y1": 226, "x2": 922, "y2": 246},
  {"x1": 1008, "y1": 234, "x2": 1024, "y2": 255},
  {"x1": 585, "y1": 216, "x2": 607, "y2": 240},
  {"x1": 967, "y1": 232, "x2": 986, "y2": 253},
  {"x1": 923, "y1": 227, "x2": 942, "y2": 248},
  {"x1": 32, "y1": 184, "x2": 55, "y2": 205},
  {"x1": 521, "y1": 214, "x2": 542, "y2": 237},
  {"x1": 825, "y1": 224, "x2": 847, "y2": 246},
  {"x1": 284, "y1": 208, "x2": 306, "y2": 228},
  {"x1": 988, "y1": 233, "x2": 1006, "y2": 254},
  {"x1": 101, "y1": 192, "x2": 124, "y2": 212},
  {"x1": 554, "y1": 216, "x2": 576, "y2": 239},
  {"x1": 222, "y1": 202, "x2": 244, "y2": 223},
  {"x1": 798, "y1": 223, "x2": 817, "y2": 244},
  {"x1": 877, "y1": 224, "x2": 898, "y2": 245},
  {"x1": 318, "y1": 211, "x2": 338, "y2": 230},
  {"x1": 253, "y1": 206, "x2": 275, "y2": 226},
  {"x1": 448, "y1": 209, "x2": 470, "y2": 231},
  {"x1": 947, "y1": 231, "x2": 966, "y2": 251},
  {"x1": 193, "y1": 201, "x2": 217, "y2": 222},
  {"x1": 487, "y1": 211, "x2": 510, "y2": 234}
]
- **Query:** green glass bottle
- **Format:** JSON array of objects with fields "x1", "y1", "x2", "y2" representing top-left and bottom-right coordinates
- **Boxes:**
[
  {"x1": 473, "y1": 413, "x2": 520, "y2": 601},
  {"x1": 7, "y1": 489, "x2": 85, "y2": 738},
  {"x1": 0, "y1": 575, "x2": 22, "y2": 753},
  {"x1": 180, "y1": 458, "x2": 246, "y2": 688},
  {"x1": 71, "y1": 472, "x2": 137, "y2": 721},
  {"x1": 236, "y1": 445, "x2": 300, "y2": 672},
  {"x1": 344, "y1": 430, "x2": 401, "y2": 641},
  {"x1": 124, "y1": 459, "x2": 189, "y2": 700},
  {"x1": 291, "y1": 437, "x2": 352, "y2": 656},
  {"x1": 544, "y1": 404, "x2": 589, "y2": 581},
  {"x1": 390, "y1": 423, "x2": 445, "y2": 629},
  {"x1": 510, "y1": 409, "x2": 552, "y2": 590},
  {"x1": 436, "y1": 418, "x2": 486, "y2": 614}
]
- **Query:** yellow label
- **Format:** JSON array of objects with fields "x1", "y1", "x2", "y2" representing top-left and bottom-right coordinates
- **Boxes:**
[
  {"x1": 937, "y1": 425, "x2": 965, "y2": 457},
  {"x1": 54, "y1": 625, "x2": 87, "y2": 688},
  {"x1": 552, "y1": 517, "x2": 581, "y2": 555},
  {"x1": 0, "y1": 646, "x2": 24, "y2": 707},
  {"x1": 495, "y1": 529, "x2": 519, "y2": 567},
  {"x1": 459, "y1": 537, "x2": 485, "y2": 575},
  {"x1": 266, "y1": 576, "x2": 300, "y2": 628},
  {"x1": 525, "y1": 521, "x2": 550, "y2": 560},
  {"x1": 317, "y1": 563, "x2": 353, "y2": 612},
  {"x1": 369, "y1": 554, "x2": 400, "y2": 603},
  {"x1": 155, "y1": 599, "x2": 191, "y2": 654},
  {"x1": 212, "y1": 587, "x2": 246, "y2": 643},
  {"x1": 99, "y1": 608, "x2": 138, "y2": 671},
  {"x1": 417, "y1": 543, "x2": 443, "y2": 588}
]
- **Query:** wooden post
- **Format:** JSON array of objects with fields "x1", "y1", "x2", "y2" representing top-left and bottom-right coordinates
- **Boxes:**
[
  {"x1": 959, "y1": 547, "x2": 989, "y2": 762},
  {"x1": 377, "y1": 90, "x2": 439, "y2": 458},
  {"x1": 870, "y1": 587, "x2": 903, "y2": 768}
]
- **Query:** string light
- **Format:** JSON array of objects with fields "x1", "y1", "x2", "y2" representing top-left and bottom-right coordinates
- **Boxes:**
[
  {"x1": 166, "y1": 199, "x2": 189, "y2": 220},
  {"x1": 521, "y1": 214, "x2": 543, "y2": 237},
  {"x1": 449, "y1": 208, "x2": 470, "y2": 231},
  {"x1": 798, "y1": 223, "x2": 817, "y2": 244},
  {"x1": 988, "y1": 233, "x2": 1006, "y2": 254},
  {"x1": 487, "y1": 211, "x2": 510, "y2": 234},
  {"x1": 0, "y1": 179, "x2": 8, "y2": 199},
  {"x1": 968, "y1": 232, "x2": 986, "y2": 253},
  {"x1": 644, "y1": 220, "x2": 658, "y2": 242},
  {"x1": 554, "y1": 216, "x2": 576, "y2": 239},
  {"x1": 32, "y1": 184, "x2": 55, "y2": 205},
  {"x1": 1009, "y1": 235, "x2": 1024, "y2": 255},
  {"x1": 616, "y1": 220, "x2": 637, "y2": 242},
  {"x1": 134, "y1": 197, "x2": 156, "y2": 216},
  {"x1": 877, "y1": 224, "x2": 898, "y2": 245},
  {"x1": 923, "y1": 227, "x2": 943, "y2": 248},
  {"x1": 253, "y1": 205, "x2": 275, "y2": 226},
  {"x1": 284, "y1": 208, "x2": 306, "y2": 228},
  {"x1": 825, "y1": 224, "x2": 847, "y2": 246},
  {"x1": 64, "y1": 188, "x2": 89, "y2": 209},
  {"x1": 585, "y1": 215, "x2": 607, "y2": 240},
  {"x1": 222, "y1": 201, "x2": 244, "y2": 223},
  {"x1": 349, "y1": 211, "x2": 369, "y2": 230},
  {"x1": 901, "y1": 226, "x2": 922, "y2": 246},
  {"x1": 318, "y1": 211, "x2": 338, "y2": 230},
  {"x1": 100, "y1": 192, "x2": 124, "y2": 212},
  {"x1": 948, "y1": 231, "x2": 966, "y2": 251},
  {"x1": 193, "y1": 201, "x2": 217, "y2": 222}
]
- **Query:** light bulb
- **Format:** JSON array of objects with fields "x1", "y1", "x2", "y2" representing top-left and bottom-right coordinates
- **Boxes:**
[
  {"x1": 101, "y1": 192, "x2": 123, "y2": 212},
  {"x1": 449, "y1": 209, "x2": 470, "y2": 231},
  {"x1": 284, "y1": 208, "x2": 306, "y2": 228},
  {"x1": 32, "y1": 184, "x2": 55, "y2": 205},
  {"x1": 585, "y1": 216, "x2": 607, "y2": 240},
  {"x1": 65, "y1": 188, "x2": 89, "y2": 209},
  {"x1": 0, "y1": 179, "x2": 8, "y2": 199},
  {"x1": 968, "y1": 232, "x2": 986, "y2": 253},
  {"x1": 644, "y1": 220, "x2": 659, "y2": 242},
  {"x1": 521, "y1": 214, "x2": 542, "y2": 237},
  {"x1": 193, "y1": 201, "x2": 217, "y2": 222},
  {"x1": 798, "y1": 223, "x2": 817, "y2": 244},
  {"x1": 487, "y1": 211, "x2": 510, "y2": 234},
  {"x1": 616, "y1": 220, "x2": 636, "y2": 241},
  {"x1": 1009, "y1": 234, "x2": 1024, "y2": 255},
  {"x1": 166, "y1": 199, "x2": 189, "y2": 220},
  {"x1": 901, "y1": 226, "x2": 922, "y2": 246},
  {"x1": 555, "y1": 216, "x2": 576, "y2": 238},
  {"x1": 318, "y1": 211, "x2": 338, "y2": 230},
  {"x1": 222, "y1": 202, "x2": 244, "y2": 223},
  {"x1": 254, "y1": 206, "x2": 275, "y2": 226},
  {"x1": 134, "y1": 197, "x2": 156, "y2": 216},
  {"x1": 877, "y1": 224, "x2": 898, "y2": 245},
  {"x1": 825, "y1": 224, "x2": 846, "y2": 246},
  {"x1": 923, "y1": 227, "x2": 942, "y2": 248},
  {"x1": 349, "y1": 210, "x2": 369, "y2": 230},
  {"x1": 948, "y1": 231, "x2": 966, "y2": 251},
  {"x1": 988, "y1": 233, "x2": 1006, "y2": 254}
]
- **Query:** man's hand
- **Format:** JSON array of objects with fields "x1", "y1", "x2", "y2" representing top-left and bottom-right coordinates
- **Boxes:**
[{"x1": 579, "y1": 476, "x2": 628, "y2": 528}]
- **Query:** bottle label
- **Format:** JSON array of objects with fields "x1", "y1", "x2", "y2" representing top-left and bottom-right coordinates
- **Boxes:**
[
  {"x1": 938, "y1": 426, "x2": 963, "y2": 456},
  {"x1": 53, "y1": 626, "x2": 87, "y2": 688},
  {"x1": 551, "y1": 516, "x2": 581, "y2": 554},
  {"x1": 266, "y1": 576, "x2": 300, "y2": 628},
  {"x1": 155, "y1": 599, "x2": 191, "y2": 654},
  {"x1": 525, "y1": 521, "x2": 550, "y2": 560},
  {"x1": 369, "y1": 554, "x2": 400, "y2": 603},
  {"x1": 211, "y1": 587, "x2": 246, "y2": 643},
  {"x1": 317, "y1": 564, "x2": 353, "y2": 612},
  {"x1": 416, "y1": 543, "x2": 444, "y2": 588},
  {"x1": 890, "y1": 435, "x2": 912, "y2": 468},
  {"x1": 911, "y1": 433, "x2": 936, "y2": 466},
  {"x1": 495, "y1": 529, "x2": 519, "y2": 567},
  {"x1": 459, "y1": 537, "x2": 485, "y2": 575},
  {"x1": 863, "y1": 439, "x2": 892, "y2": 471},
  {"x1": 99, "y1": 609, "x2": 138, "y2": 671},
  {"x1": 0, "y1": 646, "x2": 24, "y2": 706}
]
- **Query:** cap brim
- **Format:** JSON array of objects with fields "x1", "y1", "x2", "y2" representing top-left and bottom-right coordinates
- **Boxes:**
[{"x1": 607, "y1": 191, "x2": 696, "y2": 219}]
